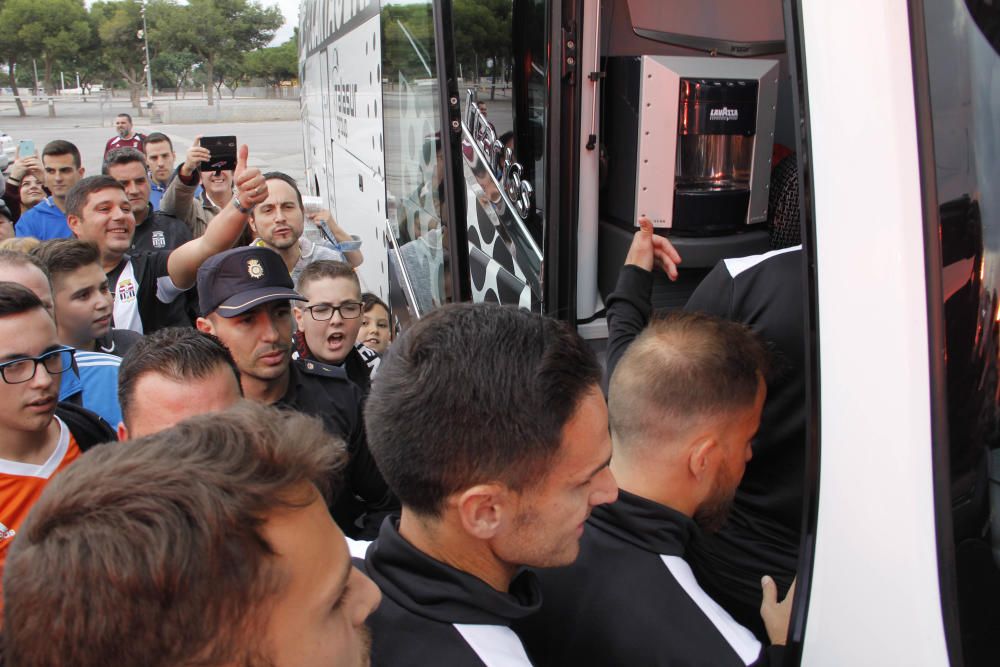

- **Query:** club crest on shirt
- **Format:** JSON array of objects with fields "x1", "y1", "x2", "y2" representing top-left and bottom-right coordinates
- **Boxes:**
[
  {"x1": 152, "y1": 230, "x2": 166, "y2": 248},
  {"x1": 117, "y1": 278, "x2": 137, "y2": 302},
  {"x1": 0, "y1": 521, "x2": 15, "y2": 541},
  {"x1": 247, "y1": 258, "x2": 265, "y2": 279}
]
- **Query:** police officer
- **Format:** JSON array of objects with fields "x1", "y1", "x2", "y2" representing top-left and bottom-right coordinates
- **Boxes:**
[{"x1": 195, "y1": 245, "x2": 395, "y2": 538}]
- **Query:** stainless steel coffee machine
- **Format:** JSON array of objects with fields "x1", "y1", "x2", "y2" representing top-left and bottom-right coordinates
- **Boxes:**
[{"x1": 634, "y1": 56, "x2": 779, "y2": 232}]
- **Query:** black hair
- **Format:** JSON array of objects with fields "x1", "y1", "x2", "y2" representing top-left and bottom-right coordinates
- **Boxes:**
[
  {"x1": 0, "y1": 281, "x2": 44, "y2": 317},
  {"x1": 42, "y1": 140, "x2": 82, "y2": 168},
  {"x1": 118, "y1": 327, "x2": 243, "y2": 428},
  {"x1": 260, "y1": 172, "x2": 304, "y2": 211},
  {"x1": 103, "y1": 147, "x2": 148, "y2": 174},
  {"x1": 365, "y1": 303, "x2": 602, "y2": 516},
  {"x1": 65, "y1": 176, "x2": 126, "y2": 218},
  {"x1": 144, "y1": 132, "x2": 173, "y2": 152}
]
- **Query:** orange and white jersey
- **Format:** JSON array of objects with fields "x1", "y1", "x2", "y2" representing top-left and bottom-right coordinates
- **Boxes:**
[{"x1": 0, "y1": 418, "x2": 82, "y2": 575}]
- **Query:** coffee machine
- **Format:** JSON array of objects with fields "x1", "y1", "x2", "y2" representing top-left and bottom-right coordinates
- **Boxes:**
[{"x1": 605, "y1": 56, "x2": 779, "y2": 234}]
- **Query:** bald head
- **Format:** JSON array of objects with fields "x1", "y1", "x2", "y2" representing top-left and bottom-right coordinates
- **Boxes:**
[{"x1": 608, "y1": 311, "x2": 769, "y2": 456}]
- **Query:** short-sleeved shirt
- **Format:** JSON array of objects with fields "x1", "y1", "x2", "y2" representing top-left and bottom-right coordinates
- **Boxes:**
[
  {"x1": 0, "y1": 418, "x2": 81, "y2": 575},
  {"x1": 14, "y1": 197, "x2": 72, "y2": 240},
  {"x1": 105, "y1": 134, "x2": 145, "y2": 155}
]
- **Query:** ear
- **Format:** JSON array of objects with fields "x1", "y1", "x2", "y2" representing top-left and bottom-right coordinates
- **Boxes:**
[
  {"x1": 195, "y1": 316, "x2": 215, "y2": 334},
  {"x1": 116, "y1": 422, "x2": 129, "y2": 441},
  {"x1": 66, "y1": 214, "x2": 82, "y2": 237},
  {"x1": 688, "y1": 437, "x2": 719, "y2": 483},
  {"x1": 78, "y1": 166, "x2": 85, "y2": 177},
  {"x1": 293, "y1": 305, "x2": 305, "y2": 330},
  {"x1": 455, "y1": 483, "x2": 510, "y2": 540},
  {"x1": 248, "y1": 215, "x2": 259, "y2": 234}
]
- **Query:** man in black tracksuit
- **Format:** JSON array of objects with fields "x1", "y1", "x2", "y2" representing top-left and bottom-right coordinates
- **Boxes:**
[
  {"x1": 359, "y1": 304, "x2": 619, "y2": 666},
  {"x1": 517, "y1": 223, "x2": 792, "y2": 665},
  {"x1": 604, "y1": 219, "x2": 805, "y2": 640}
]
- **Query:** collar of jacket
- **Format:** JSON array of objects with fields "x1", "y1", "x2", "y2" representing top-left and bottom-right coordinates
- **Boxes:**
[
  {"x1": 588, "y1": 489, "x2": 697, "y2": 557},
  {"x1": 365, "y1": 517, "x2": 542, "y2": 625}
]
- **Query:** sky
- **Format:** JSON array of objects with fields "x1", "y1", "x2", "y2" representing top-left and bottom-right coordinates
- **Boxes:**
[{"x1": 269, "y1": 0, "x2": 300, "y2": 46}]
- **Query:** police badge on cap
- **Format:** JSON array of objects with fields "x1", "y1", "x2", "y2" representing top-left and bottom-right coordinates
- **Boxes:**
[{"x1": 196, "y1": 246, "x2": 305, "y2": 317}]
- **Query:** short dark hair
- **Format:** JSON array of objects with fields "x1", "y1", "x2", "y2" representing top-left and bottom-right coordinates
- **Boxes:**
[
  {"x1": 118, "y1": 327, "x2": 242, "y2": 428},
  {"x1": 65, "y1": 176, "x2": 125, "y2": 218},
  {"x1": 297, "y1": 260, "x2": 361, "y2": 296},
  {"x1": 0, "y1": 281, "x2": 44, "y2": 317},
  {"x1": 609, "y1": 310, "x2": 770, "y2": 449},
  {"x1": 42, "y1": 139, "x2": 81, "y2": 168},
  {"x1": 116, "y1": 112, "x2": 133, "y2": 123},
  {"x1": 31, "y1": 239, "x2": 101, "y2": 281},
  {"x1": 260, "y1": 171, "x2": 304, "y2": 211},
  {"x1": 365, "y1": 303, "x2": 602, "y2": 516},
  {"x1": 103, "y1": 146, "x2": 148, "y2": 173},
  {"x1": 362, "y1": 292, "x2": 389, "y2": 315},
  {"x1": 0, "y1": 248, "x2": 50, "y2": 281},
  {"x1": 3, "y1": 403, "x2": 347, "y2": 667},
  {"x1": 143, "y1": 131, "x2": 173, "y2": 152}
]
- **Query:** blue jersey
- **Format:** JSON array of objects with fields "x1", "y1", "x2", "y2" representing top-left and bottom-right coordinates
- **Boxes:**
[
  {"x1": 58, "y1": 350, "x2": 123, "y2": 427},
  {"x1": 14, "y1": 197, "x2": 72, "y2": 240}
]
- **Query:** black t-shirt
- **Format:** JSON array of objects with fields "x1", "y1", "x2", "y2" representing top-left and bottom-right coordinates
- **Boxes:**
[{"x1": 130, "y1": 205, "x2": 193, "y2": 254}]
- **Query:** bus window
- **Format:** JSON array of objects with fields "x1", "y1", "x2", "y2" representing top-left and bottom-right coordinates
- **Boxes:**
[
  {"x1": 916, "y1": 0, "x2": 1000, "y2": 663},
  {"x1": 381, "y1": 1, "x2": 452, "y2": 318},
  {"x1": 453, "y1": 0, "x2": 544, "y2": 308}
]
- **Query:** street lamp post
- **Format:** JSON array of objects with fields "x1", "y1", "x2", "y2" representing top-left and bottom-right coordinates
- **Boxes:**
[{"x1": 140, "y1": 1, "x2": 154, "y2": 108}]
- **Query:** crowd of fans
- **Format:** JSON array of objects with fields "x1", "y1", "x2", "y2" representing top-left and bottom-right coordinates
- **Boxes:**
[{"x1": 0, "y1": 115, "x2": 800, "y2": 666}]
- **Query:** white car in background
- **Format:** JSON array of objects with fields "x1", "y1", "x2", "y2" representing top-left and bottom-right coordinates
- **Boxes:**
[{"x1": 0, "y1": 131, "x2": 14, "y2": 173}]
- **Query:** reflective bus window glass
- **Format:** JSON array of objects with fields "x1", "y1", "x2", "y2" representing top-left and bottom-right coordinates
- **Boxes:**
[
  {"x1": 381, "y1": 1, "x2": 450, "y2": 316},
  {"x1": 922, "y1": 1, "x2": 1000, "y2": 663},
  {"x1": 452, "y1": 0, "x2": 546, "y2": 307}
]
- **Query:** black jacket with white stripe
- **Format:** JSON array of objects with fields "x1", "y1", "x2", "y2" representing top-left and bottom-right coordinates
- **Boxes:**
[
  {"x1": 361, "y1": 518, "x2": 539, "y2": 666},
  {"x1": 606, "y1": 248, "x2": 804, "y2": 638},
  {"x1": 515, "y1": 491, "x2": 783, "y2": 666}
]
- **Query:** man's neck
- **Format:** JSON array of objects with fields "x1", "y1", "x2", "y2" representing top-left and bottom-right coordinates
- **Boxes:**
[
  {"x1": 208, "y1": 188, "x2": 233, "y2": 208},
  {"x1": 52, "y1": 195, "x2": 67, "y2": 213},
  {"x1": 398, "y1": 509, "x2": 517, "y2": 592},
  {"x1": 609, "y1": 457, "x2": 697, "y2": 517},
  {"x1": 134, "y1": 203, "x2": 149, "y2": 226},
  {"x1": 58, "y1": 329, "x2": 96, "y2": 352},
  {"x1": 267, "y1": 241, "x2": 301, "y2": 272},
  {"x1": 101, "y1": 250, "x2": 125, "y2": 273},
  {"x1": 0, "y1": 418, "x2": 61, "y2": 465},
  {"x1": 242, "y1": 367, "x2": 291, "y2": 405}
]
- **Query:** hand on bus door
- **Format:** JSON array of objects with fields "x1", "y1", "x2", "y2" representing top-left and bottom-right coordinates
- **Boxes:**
[
  {"x1": 760, "y1": 575, "x2": 796, "y2": 646},
  {"x1": 181, "y1": 136, "x2": 211, "y2": 178},
  {"x1": 624, "y1": 217, "x2": 682, "y2": 280},
  {"x1": 233, "y1": 145, "x2": 268, "y2": 209}
]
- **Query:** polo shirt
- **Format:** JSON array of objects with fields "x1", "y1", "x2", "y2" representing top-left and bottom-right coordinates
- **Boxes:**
[{"x1": 14, "y1": 197, "x2": 72, "y2": 240}]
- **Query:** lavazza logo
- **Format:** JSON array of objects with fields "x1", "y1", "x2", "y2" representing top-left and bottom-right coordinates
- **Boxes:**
[{"x1": 709, "y1": 107, "x2": 739, "y2": 121}]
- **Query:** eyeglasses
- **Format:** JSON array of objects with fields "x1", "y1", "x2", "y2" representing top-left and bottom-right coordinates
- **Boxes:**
[
  {"x1": 0, "y1": 347, "x2": 76, "y2": 385},
  {"x1": 305, "y1": 302, "x2": 363, "y2": 321}
]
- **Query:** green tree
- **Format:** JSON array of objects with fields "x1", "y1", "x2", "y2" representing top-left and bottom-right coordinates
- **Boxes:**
[
  {"x1": 244, "y1": 33, "x2": 297, "y2": 89},
  {"x1": 91, "y1": 0, "x2": 164, "y2": 112},
  {"x1": 0, "y1": 0, "x2": 90, "y2": 112},
  {"x1": 162, "y1": 0, "x2": 282, "y2": 106},
  {"x1": 153, "y1": 50, "x2": 199, "y2": 98}
]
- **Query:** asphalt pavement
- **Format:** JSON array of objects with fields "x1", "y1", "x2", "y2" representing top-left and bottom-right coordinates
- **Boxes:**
[{"x1": 0, "y1": 96, "x2": 305, "y2": 187}]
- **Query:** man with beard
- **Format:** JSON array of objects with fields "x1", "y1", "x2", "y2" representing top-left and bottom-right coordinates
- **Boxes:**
[
  {"x1": 4, "y1": 403, "x2": 381, "y2": 667},
  {"x1": 249, "y1": 172, "x2": 363, "y2": 285},
  {"x1": 515, "y1": 308, "x2": 791, "y2": 666},
  {"x1": 104, "y1": 113, "x2": 145, "y2": 155},
  {"x1": 360, "y1": 304, "x2": 618, "y2": 666}
]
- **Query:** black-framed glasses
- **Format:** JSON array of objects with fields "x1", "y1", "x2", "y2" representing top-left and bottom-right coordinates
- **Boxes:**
[
  {"x1": 305, "y1": 302, "x2": 363, "y2": 321},
  {"x1": 0, "y1": 346, "x2": 76, "y2": 385}
]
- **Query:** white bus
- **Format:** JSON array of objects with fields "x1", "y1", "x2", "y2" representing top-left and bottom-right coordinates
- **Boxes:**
[{"x1": 300, "y1": 0, "x2": 1000, "y2": 663}]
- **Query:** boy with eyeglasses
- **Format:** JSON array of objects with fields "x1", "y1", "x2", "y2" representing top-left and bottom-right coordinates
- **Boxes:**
[
  {"x1": 0, "y1": 282, "x2": 114, "y2": 591},
  {"x1": 293, "y1": 260, "x2": 380, "y2": 394}
]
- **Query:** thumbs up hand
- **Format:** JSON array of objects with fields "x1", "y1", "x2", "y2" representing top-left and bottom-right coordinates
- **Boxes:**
[{"x1": 233, "y1": 144, "x2": 268, "y2": 208}]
